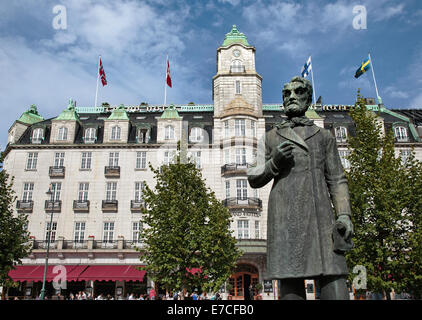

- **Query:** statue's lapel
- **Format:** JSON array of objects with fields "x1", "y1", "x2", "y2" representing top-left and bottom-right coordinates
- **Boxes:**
[
  {"x1": 304, "y1": 125, "x2": 320, "y2": 141},
  {"x1": 276, "y1": 126, "x2": 309, "y2": 152}
]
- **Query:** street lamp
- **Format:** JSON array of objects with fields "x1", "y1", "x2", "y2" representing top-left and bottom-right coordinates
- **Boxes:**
[{"x1": 40, "y1": 186, "x2": 53, "y2": 300}]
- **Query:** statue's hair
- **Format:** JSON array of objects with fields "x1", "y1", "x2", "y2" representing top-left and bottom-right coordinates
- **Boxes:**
[{"x1": 283, "y1": 76, "x2": 313, "y2": 105}]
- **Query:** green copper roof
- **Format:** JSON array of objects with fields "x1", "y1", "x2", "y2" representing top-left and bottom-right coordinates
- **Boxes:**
[
  {"x1": 55, "y1": 98, "x2": 80, "y2": 121},
  {"x1": 305, "y1": 109, "x2": 322, "y2": 119},
  {"x1": 107, "y1": 104, "x2": 129, "y2": 120},
  {"x1": 222, "y1": 25, "x2": 250, "y2": 47},
  {"x1": 160, "y1": 104, "x2": 182, "y2": 119},
  {"x1": 17, "y1": 104, "x2": 44, "y2": 124}
]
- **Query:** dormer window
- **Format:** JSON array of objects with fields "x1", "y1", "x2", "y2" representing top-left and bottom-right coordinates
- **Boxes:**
[
  {"x1": 137, "y1": 128, "x2": 150, "y2": 144},
  {"x1": 394, "y1": 126, "x2": 408, "y2": 142},
  {"x1": 84, "y1": 128, "x2": 96, "y2": 143},
  {"x1": 111, "y1": 126, "x2": 121, "y2": 140},
  {"x1": 165, "y1": 125, "x2": 175, "y2": 140},
  {"x1": 32, "y1": 128, "x2": 44, "y2": 144},
  {"x1": 231, "y1": 59, "x2": 244, "y2": 73},
  {"x1": 189, "y1": 127, "x2": 203, "y2": 143},
  {"x1": 335, "y1": 126, "x2": 347, "y2": 143},
  {"x1": 57, "y1": 127, "x2": 68, "y2": 141}
]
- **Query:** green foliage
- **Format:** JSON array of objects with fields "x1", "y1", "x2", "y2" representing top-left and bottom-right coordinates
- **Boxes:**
[
  {"x1": 138, "y1": 144, "x2": 242, "y2": 293},
  {"x1": 346, "y1": 91, "x2": 422, "y2": 298},
  {"x1": 0, "y1": 152, "x2": 31, "y2": 289}
]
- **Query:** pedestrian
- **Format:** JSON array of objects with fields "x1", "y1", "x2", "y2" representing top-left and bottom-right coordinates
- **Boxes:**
[
  {"x1": 149, "y1": 287, "x2": 156, "y2": 300},
  {"x1": 69, "y1": 293, "x2": 74, "y2": 300},
  {"x1": 191, "y1": 291, "x2": 198, "y2": 300},
  {"x1": 128, "y1": 293, "x2": 135, "y2": 300}
]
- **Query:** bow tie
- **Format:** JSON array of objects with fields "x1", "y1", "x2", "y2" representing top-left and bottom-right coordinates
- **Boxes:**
[{"x1": 278, "y1": 116, "x2": 314, "y2": 128}]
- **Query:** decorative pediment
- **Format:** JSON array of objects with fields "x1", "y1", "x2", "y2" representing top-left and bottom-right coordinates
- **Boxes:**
[{"x1": 220, "y1": 97, "x2": 257, "y2": 118}]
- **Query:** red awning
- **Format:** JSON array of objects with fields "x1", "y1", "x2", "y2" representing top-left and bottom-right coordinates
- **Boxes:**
[
  {"x1": 77, "y1": 265, "x2": 146, "y2": 282},
  {"x1": 9, "y1": 265, "x2": 89, "y2": 282}
]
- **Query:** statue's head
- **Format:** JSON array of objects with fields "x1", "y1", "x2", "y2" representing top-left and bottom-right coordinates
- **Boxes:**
[{"x1": 282, "y1": 76, "x2": 313, "y2": 118}]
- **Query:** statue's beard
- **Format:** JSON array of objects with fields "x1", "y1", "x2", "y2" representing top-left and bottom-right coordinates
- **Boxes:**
[{"x1": 284, "y1": 103, "x2": 308, "y2": 118}]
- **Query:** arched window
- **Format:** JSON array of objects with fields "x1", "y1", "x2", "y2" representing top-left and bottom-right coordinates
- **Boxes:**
[
  {"x1": 137, "y1": 128, "x2": 150, "y2": 144},
  {"x1": 335, "y1": 126, "x2": 347, "y2": 143},
  {"x1": 58, "y1": 127, "x2": 68, "y2": 141},
  {"x1": 394, "y1": 126, "x2": 408, "y2": 142},
  {"x1": 32, "y1": 128, "x2": 44, "y2": 144},
  {"x1": 111, "y1": 126, "x2": 121, "y2": 140},
  {"x1": 165, "y1": 125, "x2": 175, "y2": 140},
  {"x1": 189, "y1": 127, "x2": 203, "y2": 142},
  {"x1": 84, "y1": 128, "x2": 96, "y2": 143},
  {"x1": 231, "y1": 59, "x2": 244, "y2": 73}
]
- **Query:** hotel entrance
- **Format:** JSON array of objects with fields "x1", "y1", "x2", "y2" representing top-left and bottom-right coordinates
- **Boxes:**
[{"x1": 228, "y1": 264, "x2": 259, "y2": 300}]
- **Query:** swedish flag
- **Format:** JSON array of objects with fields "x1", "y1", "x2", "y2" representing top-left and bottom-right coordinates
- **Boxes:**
[{"x1": 354, "y1": 57, "x2": 371, "y2": 78}]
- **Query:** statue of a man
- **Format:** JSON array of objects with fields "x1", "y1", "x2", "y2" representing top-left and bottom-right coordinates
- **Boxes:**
[{"x1": 248, "y1": 76, "x2": 353, "y2": 300}]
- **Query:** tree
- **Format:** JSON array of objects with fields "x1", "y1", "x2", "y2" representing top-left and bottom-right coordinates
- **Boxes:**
[
  {"x1": 138, "y1": 144, "x2": 242, "y2": 295},
  {"x1": 0, "y1": 152, "x2": 31, "y2": 298},
  {"x1": 345, "y1": 91, "x2": 422, "y2": 299}
]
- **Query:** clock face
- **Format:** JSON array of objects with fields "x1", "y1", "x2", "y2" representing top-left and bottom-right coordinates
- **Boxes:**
[{"x1": 233, "y1": 49, "x2": 241, "y2": 57}]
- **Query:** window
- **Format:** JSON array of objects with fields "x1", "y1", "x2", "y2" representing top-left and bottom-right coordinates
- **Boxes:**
[
  {"x1": 251, "y1": 120, "x2": 256, "y2": 137},
  {"x1": 54, "y1": 152, "x2": 65, "y2": 168},
  {"x1": 84, "y1": 128, "x2": 96, "y2": 143},
  {"x1": 111, "y1": 126, "x2": 121, "y2": 140},
  {"x1": 235, "y1": 119, "x2": 246, "y2": 136},
  {"x1": 50, "y1": 182, "x2": 61, "y2": 201},
  {"x1": 106, "y1": 182, "x2": 117, "y2": 201},
  {"x1": 26, "y1": 152, "x2": 38, "y2": 170},
  {"x1": 132, "y1": 222, "x2": 142, "y2": 243},
  {"x1": 32, "y1": 128, "x2": 43, "y2": 144},
  {"x1": 235, "y1": 80, "x2": 241, "y2": 94},
  {"x1": 136, "y1": 151, "x2": 147, "y2": 169},
  {"x1": 335, "y1": 127, "x2": 347, "y2": 143},
  {"x1": 224, "y1": 121, "x2": 230, "y2": 138},
  {"x1": 236, "y1": 179, "x2": 248, "y2": 200},
  {"x1": 190, "y1": 127, "x2": 203, "y2": 142},
  {"x1": 22, "y1": 182, "x2": 34, "y2": 201},
  {"x1": 400, "y1": 149, "x2": 411, "y2": 165},
  {"x1": 103, "y1": 222, "x2": 114, "y2": 243},
  {"x1": 134, "y1": 182, "x2": 145, "y2": 202},
  {"x1": 78, "y1": 183, "x2": 89, "y2": 201},
  {"x1": 74, "y1": 222, "x2": 86, "y2": 243},
  {"x1": 81, "y1": 152, "x2": 92, "y2": 169},
  {"x1": 45, "y1": 221, "x2": 57, "y2": 242},
  {"x1": 394, "y1": 126, "x2": 408, "y2": 142},
  {"x1": 237, "y1": 220, "x2": 249, "y2": 239},
  {"x1": 137, "y1": 128, "x2": 149, "y2": 144},
  {"x1": 58, "y1": 127, "x2": 68, "y2": 141},
  {"x1": 338, "y1": 150, "x2": 351, "y2": 170},
  {"x1": 165, "y1": 125, "x2": 175, "y2": 140},
  {"x1": 164, "y1": 151, "x2": 175, "y2": 165},
  {"x1": 231, "y1": 59, "x2": 244, "y2": 73},
  {"x1": 225, "y1": 149, "x2": 230, "y2": 165},
  {"x1": 236, "y1": 148, "x2": 246, "y2": 165},
  {"x1": 193, "y1": 151, "x2": 201, "y2": 169},
  {"x1": 255, "y1": 221, "x2": 260, "y2": 239},
  {"x1": 225, "y1": 180, "x2": 230, "y2": 198},
  {"x1": 108, "y1": 152, "x2": 119, "y2": 167}
]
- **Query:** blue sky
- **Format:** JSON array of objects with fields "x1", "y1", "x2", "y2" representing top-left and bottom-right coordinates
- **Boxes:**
[{"x1": 1, "y1": 0, "x2": 422, "y2": 150}]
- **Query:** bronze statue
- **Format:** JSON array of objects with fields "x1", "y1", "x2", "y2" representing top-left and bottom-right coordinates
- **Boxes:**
[{"x1": 248, "y1": 76, "x2": 353, "y2": 300}]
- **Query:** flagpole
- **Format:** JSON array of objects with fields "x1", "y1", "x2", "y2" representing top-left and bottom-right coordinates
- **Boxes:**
[
  {"x1": 94, "y1": 55, "x2": 100, "y2": 108},
  {"x1": 164, "y1": 54, "x2": 167, "y2": 107},
  {"x1": 310, "y1": 56, "x2": 317, "y2": 106},
  {"x1": 368, "y1": 53, "x2": 381, "y2": 103}
]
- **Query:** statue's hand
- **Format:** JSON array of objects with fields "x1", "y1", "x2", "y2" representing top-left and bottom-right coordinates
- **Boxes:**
[
  {"x1": 336, "y1": 215, "x2": 353, "y2": 240},
  {"x1": 271, "y1": 141, "x2": 294, "y2": 168}
]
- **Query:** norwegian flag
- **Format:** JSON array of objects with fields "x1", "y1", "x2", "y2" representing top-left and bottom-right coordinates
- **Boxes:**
[
  {"x1": 99, "y1": 57, "x2": 107, "y2": 86},
  {"x1": 166, "y1": 57, "x2": 172, "y2": 88}
]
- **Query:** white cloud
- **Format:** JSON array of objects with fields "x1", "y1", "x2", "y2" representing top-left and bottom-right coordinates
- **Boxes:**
[
  {"x1": 217, "y1": 0, "x2": 241, "y2": 6},
  {"x1": 384, "y1": 86, "x2": 409, "y2": 99},
  {"x1": 410, "y1": 93, "x2": 422, "y2": 108}
]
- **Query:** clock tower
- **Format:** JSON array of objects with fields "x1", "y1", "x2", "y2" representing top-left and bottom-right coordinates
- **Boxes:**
[{"x1": 213, "y1": 25, "x2": 263, "y2": 118}]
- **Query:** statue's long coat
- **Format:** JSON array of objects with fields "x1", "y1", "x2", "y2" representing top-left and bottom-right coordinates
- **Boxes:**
[{"x1": 248, "y1": 123, "x2": 351, "y2": 280}]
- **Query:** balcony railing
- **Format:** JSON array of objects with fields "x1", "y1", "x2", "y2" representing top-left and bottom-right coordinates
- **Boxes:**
[
  {"x1": 223, "y1": 197, "x2": 262, "y2": 210},
  {"x1": 95, "y1": 241, "x2": 118, "y2": 249},
  {"x1": 104, "y1": 166, "x2": 120, "y2": 178},
  {"x1": 221, "y1": 163, "x2": 252, "y2": 176},
  {"x1": 31, "y1": 239, "x2": 143, "y2": 250},
  {"x1": 45, "y1": 200, "x2": 62, "y2": 212},
  {"x1": 33, "y1": 240, "x2": 58, "y2": 250},
  {"x1": 49, "y1": 166, "x2": 65, "y2": 178},
  {"x1": 102, "y1": 200, "x2": 118, "y2": 212},
  {"x1": 63, "y1": 240, "x2": 89, "y2": 249},
  {"x1": 130, "y1": 200, "x2": 146, "y2": 212},
  {"x1": 16, "y1": 200, "x2": 34, "y2": 212},
  {"x1": 73, "y1": 200, "x2": 90, "y2": 212}
]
